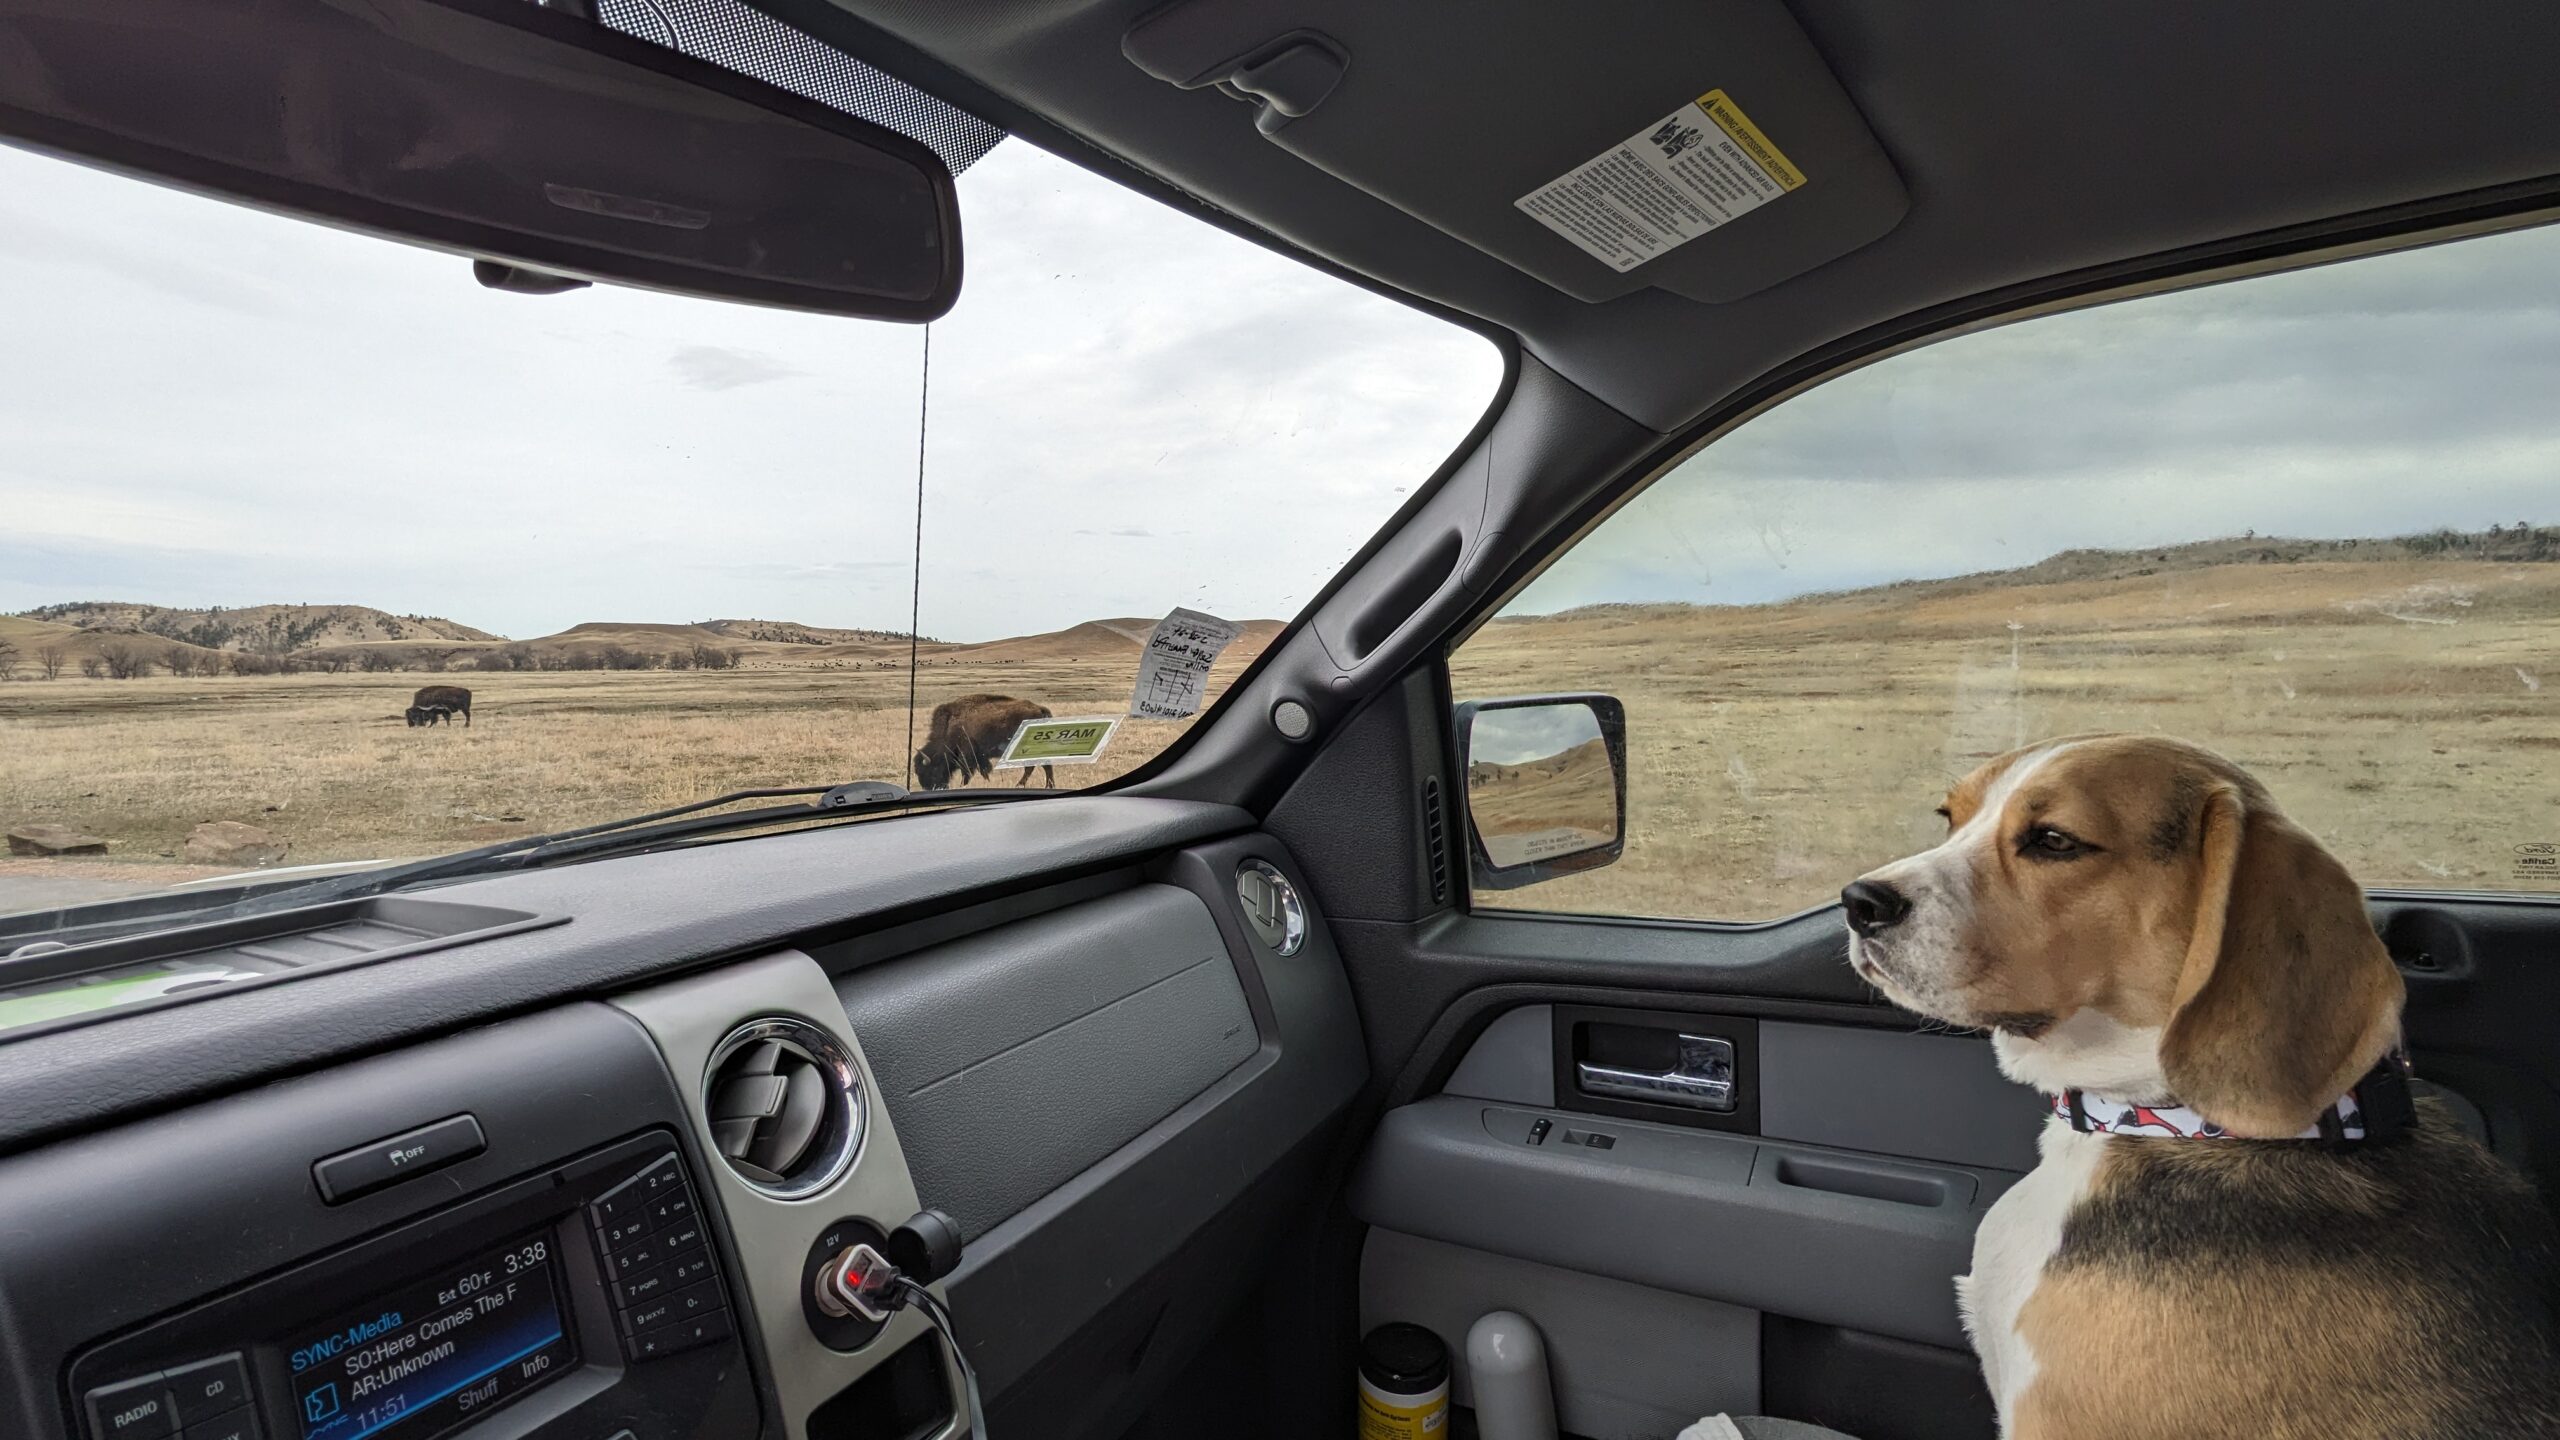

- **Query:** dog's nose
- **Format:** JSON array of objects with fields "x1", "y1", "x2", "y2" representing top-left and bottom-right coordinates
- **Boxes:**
[{"x1": 1842, "y1": 879, "x2": 1912, "y2": 937}]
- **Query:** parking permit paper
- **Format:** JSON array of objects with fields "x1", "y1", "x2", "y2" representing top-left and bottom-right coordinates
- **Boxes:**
[
  {"x1": 1515, "y1": 89, "x2": 1806, "y2": 273},
  {"x1": 997, "y1": 715, "x2": 1121, "y2": 767},
  {"x1": 1129, "y1": 607, "x2": 1243, "y2": 719}
]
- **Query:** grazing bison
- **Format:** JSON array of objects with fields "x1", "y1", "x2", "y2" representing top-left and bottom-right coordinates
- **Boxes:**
[
  {"x1": 411, "y1": 685, "x2": 472, "y2": 727},
  {"x1": 912, "y1": 694, "x2": 1054, "y2": 790}
]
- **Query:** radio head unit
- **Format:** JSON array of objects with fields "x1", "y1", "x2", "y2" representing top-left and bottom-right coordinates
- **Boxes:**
[{"x1": 68, "y1": 1133, "x2": 755, "y2": 1440}]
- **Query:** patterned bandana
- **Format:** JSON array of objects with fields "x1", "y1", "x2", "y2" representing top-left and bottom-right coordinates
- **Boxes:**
[
  {"x1": 2053, "y1": 1050, "x2": 2414, "y2": 1144},
  {"x1": 2051, "y1": 1089, "x2": 2365, "y2": 1141}
]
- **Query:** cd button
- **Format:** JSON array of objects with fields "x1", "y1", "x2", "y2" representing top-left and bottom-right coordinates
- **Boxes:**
[{"x1": 162, "y1": 1355, "x2": 250, "y2": 1424}]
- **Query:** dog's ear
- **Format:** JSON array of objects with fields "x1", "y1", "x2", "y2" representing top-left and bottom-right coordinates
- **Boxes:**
[{"x1": 2158, "y1": 782, "x2": 2403, "y2": 1137}]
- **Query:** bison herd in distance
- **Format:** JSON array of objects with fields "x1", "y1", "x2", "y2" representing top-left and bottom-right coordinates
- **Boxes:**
[{"x1": 400, "y1": 684, "x2": 1060, "y2": 793}]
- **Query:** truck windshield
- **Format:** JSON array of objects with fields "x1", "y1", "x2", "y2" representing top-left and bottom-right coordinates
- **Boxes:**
[{"x1": 0, "y1": 115, "x2": 1499, "y2": 918}]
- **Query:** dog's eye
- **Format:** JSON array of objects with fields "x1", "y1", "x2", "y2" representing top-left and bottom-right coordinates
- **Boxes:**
[{"x1": 2021, "y1": 825, "x2": 2090, "y2": 859}]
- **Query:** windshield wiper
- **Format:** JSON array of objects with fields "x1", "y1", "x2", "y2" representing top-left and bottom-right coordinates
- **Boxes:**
[{"x1": 231, "y1": 781, "x2": 1057, "y2": 915}]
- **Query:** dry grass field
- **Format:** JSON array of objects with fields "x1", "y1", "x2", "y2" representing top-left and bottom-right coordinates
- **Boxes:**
[
  {"x1": 7, "y1": 547, "x2": 2557, "y2": 919},
  {"x1": 1454, "y1": 556, "x2": 2560, "y2": 919},
  {"x1": 0, "y1": 635, "x2": 1267, "y2": 871}
]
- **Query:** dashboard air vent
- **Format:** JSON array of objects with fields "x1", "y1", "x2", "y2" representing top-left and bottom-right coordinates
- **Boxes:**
[{"x1": 702, "y1": 1016, "x2": 866, "y2": 1199}]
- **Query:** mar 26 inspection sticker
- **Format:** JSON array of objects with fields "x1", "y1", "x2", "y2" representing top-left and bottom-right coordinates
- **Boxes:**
[
  {"x1": 1515, "y1": 88, "x2": 1807, "y2": 273},
  {"x1": 995, "y1": 715, "x2": 1122, "y2": 768}
]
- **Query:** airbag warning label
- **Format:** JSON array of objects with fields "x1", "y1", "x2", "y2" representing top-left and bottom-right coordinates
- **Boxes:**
[{"x1": 1516, "y1": 89, "x2": 1806, "y2": 273}]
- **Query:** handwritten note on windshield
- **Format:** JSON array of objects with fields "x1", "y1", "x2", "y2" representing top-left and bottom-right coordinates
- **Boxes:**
[{"x1": 1129, "y1": 608, "x2": 1243, "y2": 719}]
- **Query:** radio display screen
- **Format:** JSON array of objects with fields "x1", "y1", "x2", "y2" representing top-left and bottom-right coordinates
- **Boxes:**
[{"x1": 286, "y1": 1229, "x2": 577, "y2": 1440}]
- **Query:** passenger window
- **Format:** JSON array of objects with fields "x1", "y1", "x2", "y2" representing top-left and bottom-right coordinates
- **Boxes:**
[{"x1": 1451, "y1": 222, "x2": 2560, "y2": 921}]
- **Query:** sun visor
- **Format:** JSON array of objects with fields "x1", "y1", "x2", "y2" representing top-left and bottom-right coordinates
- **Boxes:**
[{"x1": 1125, "y1": 0, "x2": 1907, "y2": 304}]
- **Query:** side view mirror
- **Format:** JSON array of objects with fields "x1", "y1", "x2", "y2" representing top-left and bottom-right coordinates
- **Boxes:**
[{"x1": 1451, "y1": 694, "x2": 1628, "y2": 892}]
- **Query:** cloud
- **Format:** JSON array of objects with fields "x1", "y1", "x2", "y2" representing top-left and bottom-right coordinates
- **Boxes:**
[
  {"x1": 1512, "y1": 219, "x2": 2560, "y2": 615},
  {"x1": 668, "y1": 345, "x2": 808, "y2": 391},
  {"x1": 0, "y1": 140, "x2": 1498, "y2": 640}
]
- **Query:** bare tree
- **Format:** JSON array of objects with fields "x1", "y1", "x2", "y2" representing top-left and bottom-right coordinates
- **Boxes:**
[
  {"x1": 416, "y1": 647, "x2": 456, "y2": 673},
  {"x1": 81, "y1": 656, "x2": 105, "y2": 680},
  {"x1": 0, "y1": 639, "x2": 19, "y2": 681},
  {"x1": 37, "y1": 645, "x2": 65, "y2": 681},
  {"x1": 100, "y1": 642, "x2": 148, "y2": 680},
  {"x1": 162, "y1": 644, "x2": 196, "y2": 678},
  {"x1": 356, "y1": 649, "x2": 400, "y2": 674}
]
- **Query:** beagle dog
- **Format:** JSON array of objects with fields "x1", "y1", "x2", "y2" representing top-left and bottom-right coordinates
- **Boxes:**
[{"x1": 1841, "y1": 735, "x2": 2560, "y2": 1438}]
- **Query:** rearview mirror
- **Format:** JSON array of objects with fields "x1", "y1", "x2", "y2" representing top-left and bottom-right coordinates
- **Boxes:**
[
  {"x1": 0, "y1": 0, "x2": 961, "y2": 320},
  {"x1": 1453, "y1": 694, "x2": 1628, "y2": 891}
]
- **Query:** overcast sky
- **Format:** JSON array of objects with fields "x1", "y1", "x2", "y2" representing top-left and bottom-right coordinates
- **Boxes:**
[
  {"x1": 1515, "y1": 220, "x2": 2560, "y2": 614},
  {"x1": 0, "y1": 138, "x2": 1501, "y2": 641},
  {"x1": 14, "y1": 132, "x2": 2559, "y2": 642}
]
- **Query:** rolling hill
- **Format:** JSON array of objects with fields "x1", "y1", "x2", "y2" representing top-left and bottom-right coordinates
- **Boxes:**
[
  {"x1": 15, "y1": 602, "x2": 496, "y2": 653},
  {"x1": 0, "y1": 615, "x2": 228, "y2": 675}
]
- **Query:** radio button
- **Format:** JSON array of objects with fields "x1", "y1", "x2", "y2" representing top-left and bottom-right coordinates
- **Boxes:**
[
  {"x1": 162, "y1": 1356, "x2": 251, "y2": 1423},
  {"x1": 624, "y1": 1306, "x2": 733, "y2": 1362},
  {"x1": 83, "y1": 1375, "x2": 178, "y2": 1440},
  {"x1": 179, "y1": 1410, "x2": 260, "y2": 1440}
]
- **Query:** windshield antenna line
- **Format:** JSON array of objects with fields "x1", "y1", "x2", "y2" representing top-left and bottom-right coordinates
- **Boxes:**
[{"x1": 903, "y1": 323, "x2": 930, "y2": 791}]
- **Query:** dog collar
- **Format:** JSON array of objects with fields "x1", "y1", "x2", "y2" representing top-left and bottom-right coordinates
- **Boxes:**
[{"x1": 2055, "y1": 1050, "x2": 2415, "y2": 1143}]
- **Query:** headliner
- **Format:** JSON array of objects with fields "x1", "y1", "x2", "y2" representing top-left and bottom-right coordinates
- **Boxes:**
[{"x1": 792, "y1": 0, "x2": 2560, "y2": 433}]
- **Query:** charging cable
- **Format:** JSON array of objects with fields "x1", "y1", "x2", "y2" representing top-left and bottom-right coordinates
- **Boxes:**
[
  {"x1": 893, "y1": 1274, "x2": 988, "y2": 1440},
  {"x1": 814, "y1": 1210, "x2": 986, "y2": 1440}
]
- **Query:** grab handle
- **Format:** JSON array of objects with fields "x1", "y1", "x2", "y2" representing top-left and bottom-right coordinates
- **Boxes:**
[{"x1": 1574, "y1": 1033, "x2": 1735, "y2": 1112}]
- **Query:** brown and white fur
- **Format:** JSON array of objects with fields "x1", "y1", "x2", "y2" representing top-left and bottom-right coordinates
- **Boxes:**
[{"x1": 1843, "y1": 735, "x2": 2560, "y2": 1439}]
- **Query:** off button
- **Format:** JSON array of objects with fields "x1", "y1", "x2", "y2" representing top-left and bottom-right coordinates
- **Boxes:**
[{"x1": 84, "y1": 1374, "x2": 178, "y2": 1440}]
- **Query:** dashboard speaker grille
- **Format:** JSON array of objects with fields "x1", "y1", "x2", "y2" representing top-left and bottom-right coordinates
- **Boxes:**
[{"x1": 702, "y1": 1016, "x2": 865, "y2": 1198}]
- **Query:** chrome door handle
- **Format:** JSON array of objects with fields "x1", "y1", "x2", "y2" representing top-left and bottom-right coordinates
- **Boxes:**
[{"x1": 1575, "y1": 1033, "x2": 1735, "y2": 1112}]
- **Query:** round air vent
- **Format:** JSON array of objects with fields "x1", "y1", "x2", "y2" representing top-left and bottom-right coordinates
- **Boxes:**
[
  {"x1": 1236, "y1": 858, "x2": 1306, "y2": 957},
  {"x1": 702, "y1": 1016, "x2": 866, "y2": 1199}
]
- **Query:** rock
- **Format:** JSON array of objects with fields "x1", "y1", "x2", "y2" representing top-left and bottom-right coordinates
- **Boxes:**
[
  {"x1": 7, "y1": 825, "x2": 108, "y2": 858},
  {"x1": 182, "y1": 821, "x2": 287, "y2": 867}
]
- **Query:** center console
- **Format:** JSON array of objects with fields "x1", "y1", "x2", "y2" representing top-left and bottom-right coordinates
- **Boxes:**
[
  {"x1": 0, "y1": 957, "x2": 967, "y2": 1440},
  {"x1": 67, "y1": 1134, "x2": 747, "y2": 1440}
]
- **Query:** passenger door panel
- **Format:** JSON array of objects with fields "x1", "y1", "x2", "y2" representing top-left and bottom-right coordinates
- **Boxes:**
[{"x1": 1278, "y1": 676, "x2": 2560, "y2": 1440}]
